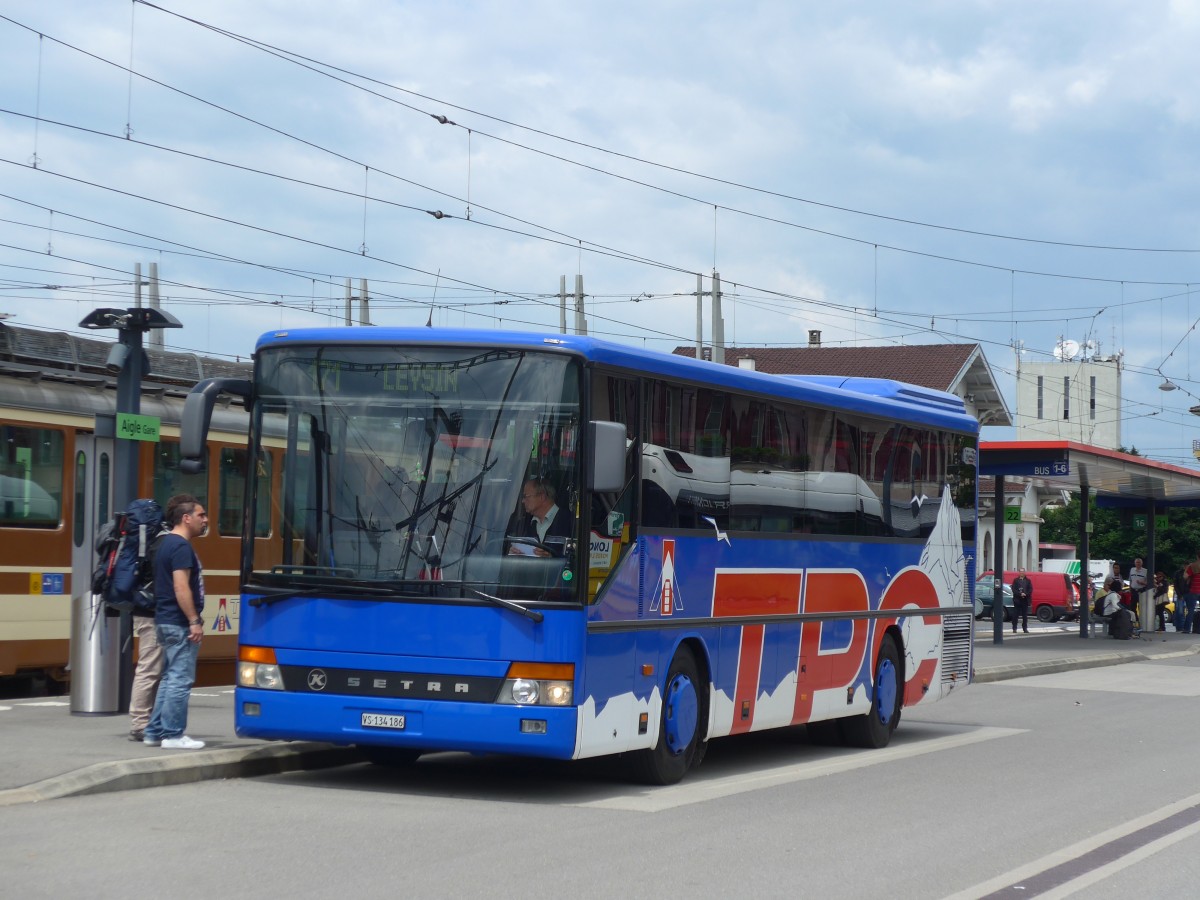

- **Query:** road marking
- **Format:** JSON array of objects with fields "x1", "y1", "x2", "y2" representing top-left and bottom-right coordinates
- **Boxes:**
[
  {"x1": 1005, "y1": 662, "x2": 1200, "y2": 696},
  {"x1": 16, "y1": 701, "x2": 70, "y2": 707},
  {"x1": 0, "y1": 705, "x2": 11, "y2": 712},
  {"x1": 946, "y1": 790, "x2": 1200, "y2": 899},
  {"x1": 572, "y1": 725, "x2": 1024, "y2": 812}
]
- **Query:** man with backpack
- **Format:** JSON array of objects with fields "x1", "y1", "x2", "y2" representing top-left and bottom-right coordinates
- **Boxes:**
[
  {"x1": 91, "y1": 497, "x2": 168, "y2": 742},
  {"x1": 143, "y1": 494, "x2": 208, "y2": 751}
]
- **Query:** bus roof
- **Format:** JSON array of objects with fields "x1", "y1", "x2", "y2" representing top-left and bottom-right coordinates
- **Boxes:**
[{"x1": 255, "y1": 326, "x2": 978, "y2": 433}]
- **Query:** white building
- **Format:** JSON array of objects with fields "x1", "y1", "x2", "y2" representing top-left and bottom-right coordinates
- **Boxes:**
[{"x1": 1014, "y1": 342, "x2": 1122, "y2": 450}]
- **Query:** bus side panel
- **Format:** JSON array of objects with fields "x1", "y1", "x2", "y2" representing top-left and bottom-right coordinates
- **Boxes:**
[
  {"x1": 582, "y1": 491, "x2": 966, "y2": 750},
  {"x1": 577, "y1": 542, "x2": 651, "y2": 757}
]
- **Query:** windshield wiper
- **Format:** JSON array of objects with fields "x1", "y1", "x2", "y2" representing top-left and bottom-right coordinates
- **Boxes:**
[
  {"x1": 246, "y1": 580, "x2": 400, "y2": 607},
  {"x1": 471, "y1": 589, "x2": 544, "y2": 623}
]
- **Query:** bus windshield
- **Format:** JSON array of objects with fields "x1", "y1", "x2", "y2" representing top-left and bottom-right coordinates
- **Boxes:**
[{"x1": 248, "y1": 345, "x2": 582, "y2": 603}]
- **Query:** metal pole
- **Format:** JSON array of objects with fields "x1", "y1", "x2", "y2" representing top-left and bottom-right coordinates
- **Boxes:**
[
  {"x1": 358, "y1": 278, "x2": 370, "y2": 325},
  {"x1": 112, "y1": 323, "x2": 144, "y2": 712},
  {"x1": 574, "y1": 274, "x2": 586, "y2": 335},
  {"x1": 712, "y1": 271, "x2": 724, "y2": 365},
  {"x1": 696, "y1": 273, "x2": 703, "y2": 358},
  {"x1": 149, "y1": 263, "x2": 164, "y2": 351},
  {"x1": 559, "y1": 275, "x2": 567, "y2": 334},
  {"x1": 993, "y1": 475, "x2": 1005, "y2": 644},
  {"x1": 1144, "y1": 499, "x2": 1156, "y2": 633},
  {"x1": 74, "y1": 304, "x2": 181, "y2": 714},
  {"x1": 1079, "y1": 483, "x2": 1091, "y2": 637},
  {"x1": 344, "y1": 278, "x2": 352, "y2": 326}
]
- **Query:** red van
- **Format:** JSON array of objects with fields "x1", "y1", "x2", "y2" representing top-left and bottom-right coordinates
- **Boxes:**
[{"x1": 978, "y1": 571, "x2": 1079, "y2": 622}]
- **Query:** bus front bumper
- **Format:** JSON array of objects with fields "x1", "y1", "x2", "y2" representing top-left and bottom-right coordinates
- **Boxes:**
[{"x1": 234, "y1": 687, "x2": 579, "y2": 759}]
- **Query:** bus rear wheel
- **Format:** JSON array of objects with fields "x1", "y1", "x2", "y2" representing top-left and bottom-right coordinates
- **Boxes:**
[
  {"x1": 842, "y1": 635, "x2": 901, "y2": 749},
  {"x1": 632, "y1": 646, "x2": 704, "y2": 785}
]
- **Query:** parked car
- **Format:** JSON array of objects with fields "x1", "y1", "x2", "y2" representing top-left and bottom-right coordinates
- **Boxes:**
[
  {"x1": 975, "y1": 575, "x2": 1015, "y2": 621},
  {"x1": 978, "y1": 570, "x2": 1079, "y2": 622}
]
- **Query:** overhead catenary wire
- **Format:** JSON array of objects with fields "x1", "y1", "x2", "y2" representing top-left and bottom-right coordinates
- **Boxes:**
[
  {"x1": 3, "y1": 11, "x2": 1198, "y2": 463},
  {"x1": 132, "y1": 0, "x2": 1200, "y2": 256},
  {"x1": 1, "y1": 16, "x2": 1195, "y2": 294}
]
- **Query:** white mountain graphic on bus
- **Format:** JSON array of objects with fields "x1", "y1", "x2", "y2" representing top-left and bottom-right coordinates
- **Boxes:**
[{"x1": 648, "y1": 538, "x2": 683, "y2": 616}]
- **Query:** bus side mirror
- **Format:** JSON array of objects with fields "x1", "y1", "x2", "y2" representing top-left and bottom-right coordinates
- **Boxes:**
[
  {"x1": 588, "y1": 421, "x2": 626, "y2": 493},
  {"x1": 180, "y1": 377, "x2": 252, "y2": 474}
]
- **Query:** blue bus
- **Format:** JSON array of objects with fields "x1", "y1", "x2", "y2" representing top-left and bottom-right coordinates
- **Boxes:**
[{"x1": 181, "y1": 327, "x2": 977, "y2": 784}]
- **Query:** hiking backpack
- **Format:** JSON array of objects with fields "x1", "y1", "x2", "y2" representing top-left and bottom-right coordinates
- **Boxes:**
[{"x1": 91, "y1": 498, "x2": 166, "y2": 614}]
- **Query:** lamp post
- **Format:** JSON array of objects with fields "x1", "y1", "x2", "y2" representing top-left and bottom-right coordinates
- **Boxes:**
[{"x1": 70, "y1": 306, "x2": 181, "y2": 715}]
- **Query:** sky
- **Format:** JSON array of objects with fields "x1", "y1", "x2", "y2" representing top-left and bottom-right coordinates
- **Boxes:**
[{"x1": 2, "y1": 1, "x2": 1200, "y2": 465}]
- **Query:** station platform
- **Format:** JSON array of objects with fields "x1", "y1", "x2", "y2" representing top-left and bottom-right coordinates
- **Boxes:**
[{"x1": 3, "y1": 627, "x2": 1198, "y2": 806}]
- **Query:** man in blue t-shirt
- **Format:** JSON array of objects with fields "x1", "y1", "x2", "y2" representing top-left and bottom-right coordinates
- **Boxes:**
[{"x1": 143, "y1": 494, "x2": 208, "y2": 750}]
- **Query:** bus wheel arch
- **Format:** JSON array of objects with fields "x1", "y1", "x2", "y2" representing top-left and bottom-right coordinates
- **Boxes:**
[
  {"x1": 842, "y1": 630, "x2": 903, "y2": 749},
  {"x1": 632, "y1": 640, "x2": 708, "y2": 785}
]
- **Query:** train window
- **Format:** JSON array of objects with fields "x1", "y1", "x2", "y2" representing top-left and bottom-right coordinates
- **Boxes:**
[
  {"x1": 219, "y1": 448, "x2": 271, "y2": 537},
  {"x1": 73, "y1": 451, "x2": 86, "y2": 546},
  {"x1": 153, "y1": 442, "x2": 208, "y2": 514},
  {"x1": 98, "y1": 452, "x2": 110, "y2": 525},
  {"x1": 0, "y1": 426, "x2": 64, "y2": 528}
]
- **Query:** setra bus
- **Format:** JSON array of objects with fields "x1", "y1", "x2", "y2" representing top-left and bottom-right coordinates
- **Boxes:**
[{"x1": 183, "y1": 327, "x2": 978, "y2": 783}]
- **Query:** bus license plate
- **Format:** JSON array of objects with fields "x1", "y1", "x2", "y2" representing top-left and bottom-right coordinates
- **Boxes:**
[{"x1": 361, "y1": 713, "x2": 406, "y2": 730}]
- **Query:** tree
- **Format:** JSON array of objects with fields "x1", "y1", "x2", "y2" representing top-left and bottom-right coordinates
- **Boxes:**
[{"x1": 1040, "y1": 493, "x2": 1200, "y2": 577}]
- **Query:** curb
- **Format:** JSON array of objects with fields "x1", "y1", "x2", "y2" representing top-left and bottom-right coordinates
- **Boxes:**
[
  {"x1": 973, "y1": 643, "x2": 1200, "y2": 684},
  {"x1": 0, "y1": 742, "x2": 362, "y2": 807}
]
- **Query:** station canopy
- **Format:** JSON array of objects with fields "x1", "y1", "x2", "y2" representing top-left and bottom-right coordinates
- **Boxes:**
[{"x1": 980, "y1": 440, "x2": 1200, "y2": 508}]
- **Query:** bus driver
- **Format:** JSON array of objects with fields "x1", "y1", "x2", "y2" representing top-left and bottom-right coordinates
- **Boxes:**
[{"x1": 507, "y1": 478, "x2": 573, "y2": 557}]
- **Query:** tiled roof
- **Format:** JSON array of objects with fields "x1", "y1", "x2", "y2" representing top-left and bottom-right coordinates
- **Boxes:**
[{"x1": 672, "y1": 344, "x2": 979, "y2": 391}]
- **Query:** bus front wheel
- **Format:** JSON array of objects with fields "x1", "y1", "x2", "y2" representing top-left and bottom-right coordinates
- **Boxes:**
[
  {"x1": 632, "y1": 646, "x2": 705, "y2": 785},
  {"x1": 841, "y1": 635, "x2": 901, "y2": 749}
]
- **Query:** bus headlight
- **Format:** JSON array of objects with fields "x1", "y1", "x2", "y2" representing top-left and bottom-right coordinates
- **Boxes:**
[
  {"x1": 238, "y1": 661, "x2": 284, "y2": 690},
  {"x1": 499, "y1": 678, "x2": 573, "y2": 706},
  {"x1": 238, "y1": 646, "x2": 284, "y2": 690},
  {"x1": 497, "y1": 663, "x2": 574, "y2": 707},
  {"x1": 511, "y1": 678, "x2": 539, "y2": 704}
]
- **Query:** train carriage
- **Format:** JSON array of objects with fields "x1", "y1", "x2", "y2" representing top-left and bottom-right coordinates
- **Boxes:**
[{"x1": 0, "y1": 322, "x2": 254, "y2": 687}]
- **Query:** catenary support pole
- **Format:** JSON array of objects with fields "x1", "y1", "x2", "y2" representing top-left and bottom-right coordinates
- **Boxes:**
[
  {"x1": 1078, "y1": 482, "x2": 1091, "y2": 638},
  {"x1": 993, "y1": 475, "x2": 1005, "y2": 644}
]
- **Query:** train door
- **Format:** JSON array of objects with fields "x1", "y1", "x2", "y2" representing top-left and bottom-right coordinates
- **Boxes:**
[{"x1": 68, "y1": 433, "x2": 118, "y2": 712}]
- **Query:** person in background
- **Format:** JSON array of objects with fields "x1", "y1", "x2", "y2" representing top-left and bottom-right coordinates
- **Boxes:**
[
  {"x1": 143, "y1": 494, "x2": 208, "y2": 751},
  {"x1": 128, "y1": 597, "x2": 164, "y2": 743},
  {"x1": 1183, "y1": 550, "x2": 1200, "y2": 635},
  {"x1": 1153, "y1": 571, "x2": 1170, "y2": 632},
  {"x1": 1100, "y1": 576, "x2": 1133, "y2": 639},
  {"x1": 1128, "y1": 558, "x2": 1149, "y2": 629},
  {"x1": 1011, "y1": 568, "x2": 1032, "y2": 635},
  {"x1": 1100, "y1": 577, "x2": 1123, "y2": 617}
]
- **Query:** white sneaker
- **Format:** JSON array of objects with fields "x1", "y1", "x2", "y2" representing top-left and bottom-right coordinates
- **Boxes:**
[{"x1": 160, "y1": 735, "x2": 205, "y2": 750}]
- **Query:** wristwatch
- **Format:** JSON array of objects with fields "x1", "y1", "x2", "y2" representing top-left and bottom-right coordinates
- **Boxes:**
[{"x1": 190, "y1": 618, "x2": 203, "y2": 627}]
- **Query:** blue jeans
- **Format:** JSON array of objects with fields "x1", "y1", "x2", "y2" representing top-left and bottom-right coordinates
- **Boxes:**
[
  {"x1": 145, "y1": 624, "x2": 199, "y2": 741},
  {"x1": 1185, "y1": 594, "x2": 1199, "y2": 634}
]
